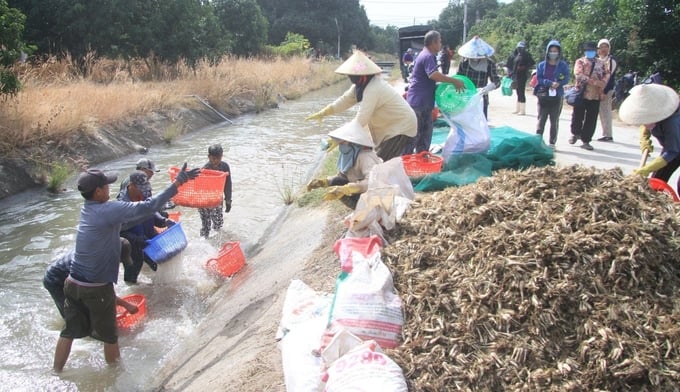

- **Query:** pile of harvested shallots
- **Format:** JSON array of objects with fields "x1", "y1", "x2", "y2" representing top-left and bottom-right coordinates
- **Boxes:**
[{"x1": 383, "y1": 166, "x2": 680, "y2": 391}]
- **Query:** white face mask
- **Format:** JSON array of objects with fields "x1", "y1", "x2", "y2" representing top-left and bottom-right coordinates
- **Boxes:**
[{"x1": 548, "y1": 52, "x2": 559, "y2": 60}]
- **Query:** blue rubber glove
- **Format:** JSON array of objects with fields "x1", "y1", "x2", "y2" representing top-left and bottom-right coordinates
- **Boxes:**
[{"x1": 176, "y1": 162, "x2": 200, "y2": 185}]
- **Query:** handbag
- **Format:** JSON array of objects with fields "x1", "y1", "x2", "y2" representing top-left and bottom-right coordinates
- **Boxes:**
[
  {"x1": 564, "y1": 87, "x2": 584, "y2": 106},
  {"x1": 536, "y1": 84, "x2": 559, "y2": 104},
  {"x1": 565, "y1": 59, "x2": 595, "y2": 107}
]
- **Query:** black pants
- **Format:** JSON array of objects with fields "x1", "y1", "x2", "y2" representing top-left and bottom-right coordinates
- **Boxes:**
[
  {"x1": 570, "y1": 99, "x2": 600, "y2": 143},
  {"x1": 515, "y1": 71, "x2": 529, "y2": 103}
]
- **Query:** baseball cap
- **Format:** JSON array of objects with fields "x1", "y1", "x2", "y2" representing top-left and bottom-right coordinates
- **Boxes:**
[
  {"x1": 77, "y1": 169, "x2": 118, "y2": 193},
  {"x1": 136, "y1": 158, "x2": 160, "y2": 172},
  {"x1": 129, "y1": 171, "x2": 152, "y2": 196}
]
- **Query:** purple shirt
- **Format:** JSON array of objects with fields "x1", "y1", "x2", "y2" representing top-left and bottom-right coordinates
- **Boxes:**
[{"x1": 406, "y1": 48, "x2": 438, "y2": 109}]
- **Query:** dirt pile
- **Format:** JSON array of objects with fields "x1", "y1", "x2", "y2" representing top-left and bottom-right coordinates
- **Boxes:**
[{"x1": 383, "y1": 166, "x2": 680, "y2": 391}]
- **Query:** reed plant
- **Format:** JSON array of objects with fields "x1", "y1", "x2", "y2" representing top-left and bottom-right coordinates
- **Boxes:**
[
  {"x1": 0, "y1": 55, "x2": 343, "y2": 154},
  {"x1": 46, "y1": 162, "x2": 73, "y2": 193}
]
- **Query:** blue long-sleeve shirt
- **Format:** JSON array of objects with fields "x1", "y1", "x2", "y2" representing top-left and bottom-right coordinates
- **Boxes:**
[
  {"x1": 535, "y1": 60, "x2": 570, "y2": 97},
  {"x1": 652, "y1": 108, "x2": 680, "y2": 163},
  {"x1": 71, "y1": 184, "x2": 177, "y2": 283}
]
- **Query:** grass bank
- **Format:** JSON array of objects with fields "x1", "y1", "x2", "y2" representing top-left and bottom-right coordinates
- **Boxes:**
[{"x1": 0, "y1": 55, "x2": 344, "y2": 154}]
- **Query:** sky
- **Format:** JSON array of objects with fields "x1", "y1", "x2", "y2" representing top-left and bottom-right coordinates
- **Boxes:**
[
  {"x1": 359, "y1": 0, "x2": 512, "y2": 28},
  {"x1": 359, "y1": 0, "x2": 452, "y2": 28}
]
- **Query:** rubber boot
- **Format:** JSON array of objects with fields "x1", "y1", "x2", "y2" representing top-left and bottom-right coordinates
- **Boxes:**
[
  {"x1": 519, "y1": 102, "x2": 526, "y2": 115},
  {"x1": 512, "y1": 102, "x2": 520, "y2": 114}
]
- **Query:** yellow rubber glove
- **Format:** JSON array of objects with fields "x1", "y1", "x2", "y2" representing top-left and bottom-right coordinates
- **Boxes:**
[
  {"x1": 324, "y1": 138, "x2": 338, "y2": 152},
  {"x1": 306, "y1": 177, "x2": 329, "y2": 191},
  {"x1": 640, "y1": 125, "x2": 654, "y2": 153},
  {"x1": 305, "y1": 105, "x2": 333, "y2": 122},
  {"x1": 322, "y1": 183, "x2": 362, "y2": 201},
  {"x1": 633, "y1": 156, "x2": 667, "y2": 177}
]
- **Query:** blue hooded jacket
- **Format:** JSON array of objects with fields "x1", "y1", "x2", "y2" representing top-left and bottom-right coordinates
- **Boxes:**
[{"x1": 534, "y1": 40, "x2": 570, "y2": 97}]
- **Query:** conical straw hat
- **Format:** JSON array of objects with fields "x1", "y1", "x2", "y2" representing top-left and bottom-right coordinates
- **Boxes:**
[
  {"x1": 328, "y1": 120, "x2": 375, "y2": 147},
  {"x1": 457, "y1": 36, "x2": 495, "y2": 59},
  {"x1": 335, "y1": 51, "x2": 382, "y2": 75},
  {"x1": 619, "y1": 84, "x2": 679, "y2": 125}
]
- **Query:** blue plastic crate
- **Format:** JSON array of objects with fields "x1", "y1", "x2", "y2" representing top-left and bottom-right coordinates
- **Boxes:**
[{"x1": 143, "y1": 222, "x2": 188, "y2": 263}]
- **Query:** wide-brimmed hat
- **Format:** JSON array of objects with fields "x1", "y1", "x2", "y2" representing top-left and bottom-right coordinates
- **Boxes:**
[
  {"x1": 328, "y1": 120, "x2": 375, "y2": 148},
  {"x1": 335, "y1": 51, "x2": 382, "y2": 75},
  {"x1": 619, "y1": 84, "x2": 680, "y2": 125},
  {"x1": 457, "y1": 36, "x2": 494, "y2": 59},
  {"x1": 77, "y1": 169, "x2": 117, "y2": 193}
]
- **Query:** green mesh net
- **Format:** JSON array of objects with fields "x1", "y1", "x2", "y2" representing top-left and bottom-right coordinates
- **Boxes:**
[{"x1": 413, "y1": 126, "x2": 555, "y2": 192}]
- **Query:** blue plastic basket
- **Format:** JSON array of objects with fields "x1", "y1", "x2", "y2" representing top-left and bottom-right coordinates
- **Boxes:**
[{"x1": 143, "y1": 222, "x2": 188, "y2": 263}]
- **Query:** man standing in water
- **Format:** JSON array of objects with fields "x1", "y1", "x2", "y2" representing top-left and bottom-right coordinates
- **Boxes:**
[{"x1": 53, "y1": 163, "x2": 199, "y2": 372}]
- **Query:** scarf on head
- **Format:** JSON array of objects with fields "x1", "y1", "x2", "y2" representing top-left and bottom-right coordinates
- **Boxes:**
[
  {"x1": 349, "y1": 75, "x2": 374, "y2": 102},
  {"x1": 337, "y1": 143, "x2": 363, "y2": 174}
]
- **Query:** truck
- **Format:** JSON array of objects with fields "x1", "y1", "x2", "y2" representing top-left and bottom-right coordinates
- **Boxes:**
[{"x1": 398, "y1": 25, "x2": 432, "y2": 82}]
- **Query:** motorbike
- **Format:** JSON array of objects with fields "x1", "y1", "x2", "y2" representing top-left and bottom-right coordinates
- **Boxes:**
[{"x1": 613, "y1": 69, "x2": 663, "y2": 110}]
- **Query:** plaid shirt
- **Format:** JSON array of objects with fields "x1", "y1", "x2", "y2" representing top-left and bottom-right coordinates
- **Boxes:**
[{"x1": 457, "y1": 59, "x2": 501, "y2": 88}]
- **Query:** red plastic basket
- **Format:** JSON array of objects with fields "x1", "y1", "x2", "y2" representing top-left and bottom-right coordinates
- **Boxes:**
[
  {"x1": 648, "y1": 178, "x2": 680, "y2": 202},
  {"x1": 168, "y1": 167, "x2": 228, "y2": 208},
  {"x1": 166, "y1": 211, "x2": 181, "y2": 222},
  {"x1": 116, "y1": 294, "x2": 147, "y2": 329},
  {"x1": 402, "y1": 151, "x2": 444, "y2": 177},
  {"x1": 206, "y1": 241, "x2": 246, "y2": 277}
]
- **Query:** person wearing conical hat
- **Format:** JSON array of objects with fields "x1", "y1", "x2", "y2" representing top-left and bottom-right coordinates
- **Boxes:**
[
  {"x1": 306, "y1": 120, "x2": 382, "y2": 209},
  {"x1": 404, "y1": 30, "x2": 466, "y2": 154},
  {"x1": 619, "y1": 83, "x2": 680, "y2": 190},
  {"x1": 456, "y1": 35, "x2": 501, "y2": 119},
  {"x1": 305, "y1": 50, "x2": 417, "y2": 161}
]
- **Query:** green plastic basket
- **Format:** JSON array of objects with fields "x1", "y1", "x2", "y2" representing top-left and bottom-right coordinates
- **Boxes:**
[{"x1": 435, "y1": 75, "x2": 477, "y2": 114}]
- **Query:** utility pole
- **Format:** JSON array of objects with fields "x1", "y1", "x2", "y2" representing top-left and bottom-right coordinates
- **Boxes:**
[
  {"x1": 463, "y1": 0, "x2": 468, "y2": 42},
  {"x1": 335, "y1": 18, "x2": 340, "y2": 59}
]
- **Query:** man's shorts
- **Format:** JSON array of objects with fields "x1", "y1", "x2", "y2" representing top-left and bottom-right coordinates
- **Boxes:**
[{"x1": 60, "y1": 279, "x2": 118, "y2": 344}]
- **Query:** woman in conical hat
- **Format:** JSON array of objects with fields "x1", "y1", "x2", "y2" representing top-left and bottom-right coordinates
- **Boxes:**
[
  {"x1": 305, "y1": 50, "x2": 417, "y2": 161},
  {"x1": 619, "y1": 83, "x2": 680, "y2": 191},
  {"x1": 306, "y1": 120, "x2": 382, "y2": 209},
  {"x1": 456, "y1": 36, "x2": 501, "y2": 119}
]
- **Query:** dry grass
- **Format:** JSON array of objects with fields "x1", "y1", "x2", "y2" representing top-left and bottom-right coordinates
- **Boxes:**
[{"x1": 0, "y1": 55, "x2": 343, "y2": 152}]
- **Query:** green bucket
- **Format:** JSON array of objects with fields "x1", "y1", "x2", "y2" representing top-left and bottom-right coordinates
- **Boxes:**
[{"x1": 435, "y1": 75, "x2": 477, "y2": 115}]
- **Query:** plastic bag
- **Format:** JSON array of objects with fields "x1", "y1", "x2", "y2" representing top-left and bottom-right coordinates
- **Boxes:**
[
  {"x1": 441, "y1": 94, "x2": 491, "y2": 159},
  {"x1": 344, "y1": 157, "x2": 415, "y2": 240},
  {"x1": 322, "y1": 340, "x2": 408, "y2": 392},
  {"x1": 501, "y1": 76, "x2": 513, "y2": 96},
  {"x1": 278, "y1": 280, "x2": 333, "y2": 392},
  {"x1": 322, "y1": 237, "x2": 403, "y2": 350}
]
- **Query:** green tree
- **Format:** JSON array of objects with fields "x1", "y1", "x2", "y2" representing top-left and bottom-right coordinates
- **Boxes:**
[
  {"x1": 214, "y1": 0, "x2": 268, "y2": 57},
  {"x1": 575, "y1": 0, "x2": 680, "y2": 88},
  {"x1": 149, "y1": 0, "x2": 227, "y2": 65},
  {"x1": 267, "y1": 32, "x2": 310, "y2": 57},
  {"x1": 0, "y1": 0, "x2": 28, "y2": 96},
  {"x1": 369, "y1": 25, "x2": 399, "y2": 55},
  {"x1": 258, "y1": 0, "x2": 371, "y2": 56}
]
